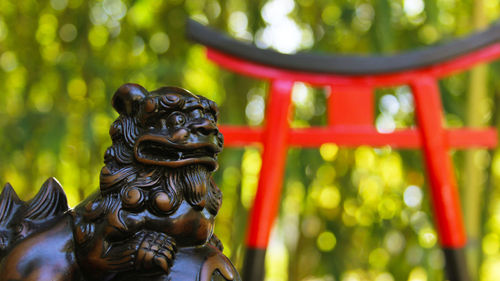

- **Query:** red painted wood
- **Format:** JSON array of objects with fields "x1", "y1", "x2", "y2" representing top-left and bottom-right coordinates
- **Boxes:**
[
  {"x1": 220, "y1": 126, "x2": 263, "y2": 147},
  {"x1": 221, "y1": 126, "x2": 497, "y2": 149},
  {"x1": 206, "y1": 44, "x2": 500, "y2": 86},
  {"x1": 447, "y1": 129, "x2": 498, "y2": 148},
  {"x1": 412, "y1": 77, "x2": 466, "y2": 247},
  {"x1": 246, "y1": 80, "x2": 294, "y2": 248},
  {"x1": 328, "y1": 85, "x2": 374, "y2": 126}
]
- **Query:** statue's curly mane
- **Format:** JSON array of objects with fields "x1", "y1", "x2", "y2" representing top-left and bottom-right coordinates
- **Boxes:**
[
  {"x1": 104, "y1": 116, "x2": 139, "y2": 166},
  {"x1": 94, "y1": 90, "x2": 222, "y2": 219},
  {"x1": 98, "y1": 164, "x2": 221, "y2": 217}
]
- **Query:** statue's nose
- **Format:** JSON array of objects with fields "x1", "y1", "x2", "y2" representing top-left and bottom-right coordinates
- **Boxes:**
[{"x1": 190, "y1": 119, "x2": 218, "y2": 136}]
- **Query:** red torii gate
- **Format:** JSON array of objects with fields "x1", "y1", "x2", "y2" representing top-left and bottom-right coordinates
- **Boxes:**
[{"x1": 187, "y1": 19, "x2": 500, "y2": 281}]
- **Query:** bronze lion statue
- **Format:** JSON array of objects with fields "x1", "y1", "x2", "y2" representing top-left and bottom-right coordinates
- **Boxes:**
[{"x1": 0, "y1": 84, "x2": 240, "y2": 281}]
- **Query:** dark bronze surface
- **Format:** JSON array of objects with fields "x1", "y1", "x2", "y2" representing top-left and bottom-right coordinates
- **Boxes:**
[{"x1": 0, "y1": 84, "x2": 240, "y2": 281}]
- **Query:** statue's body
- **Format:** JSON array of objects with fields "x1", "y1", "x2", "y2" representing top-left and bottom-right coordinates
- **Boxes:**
[{"x1": 0, "y1": 84, "x2": 240, "y2": 281}]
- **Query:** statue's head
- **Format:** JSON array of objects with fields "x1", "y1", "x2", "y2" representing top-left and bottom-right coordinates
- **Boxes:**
[
  {"x1": 96, "y1": 84, "x2": 224, "y2": 217},
  {"x1": 106, "y1": 83, "x2": 223, "y2": 171}
]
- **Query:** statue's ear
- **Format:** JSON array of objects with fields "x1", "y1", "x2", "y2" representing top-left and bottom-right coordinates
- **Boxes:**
[{"x1": 112, "y1": 83, "x2": 148, "y2": 116}]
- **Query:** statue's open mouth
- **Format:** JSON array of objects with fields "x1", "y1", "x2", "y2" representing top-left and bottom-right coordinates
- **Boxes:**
[{"x1": 135, "y1": 136, "x2": 220, "y2": 171}]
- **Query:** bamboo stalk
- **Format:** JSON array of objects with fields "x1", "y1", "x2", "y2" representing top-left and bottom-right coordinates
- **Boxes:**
[{"x1": 464, "y1": 0, "x2": 488, "y2": 278}]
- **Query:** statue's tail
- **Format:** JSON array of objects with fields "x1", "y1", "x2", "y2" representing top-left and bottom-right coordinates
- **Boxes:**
[{"x1": 0, "y1": 177, "x2": 69, "y2": 254}]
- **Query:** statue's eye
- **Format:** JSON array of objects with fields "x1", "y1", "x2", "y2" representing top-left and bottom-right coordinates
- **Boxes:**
[
  {"x1": 147, "y1": 118, "x2": 166, "y2": 130},
  {"x1": 146, "y1": 121, "x2": 157, "y2": 130},
  {"x1": 205, "y1": 113, "x2": 216, "y2": 122},
  {"x1": 169, "y1": 112, "x2": 186, "y2": 126},
  {"x1": 191, "y1": 109, "x2": 203, "y2": 120}
]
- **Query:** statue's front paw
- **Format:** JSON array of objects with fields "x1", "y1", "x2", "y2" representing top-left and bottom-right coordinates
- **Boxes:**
[{"x1": 136, "y1": 231, "x2": 177, "y2": 274}]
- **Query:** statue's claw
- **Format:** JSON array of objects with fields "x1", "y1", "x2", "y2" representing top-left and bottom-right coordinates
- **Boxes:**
[
  {"x1": 100, "y1": 234, "x2": 144, "y2": 272},
  {"x1": 135, "y1": 231, "x2": 177, "y2": 273}
]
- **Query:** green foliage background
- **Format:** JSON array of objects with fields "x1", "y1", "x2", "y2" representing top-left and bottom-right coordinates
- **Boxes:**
[{"x1": 1, "y1": 0, "x2": 500, "y2": 280}]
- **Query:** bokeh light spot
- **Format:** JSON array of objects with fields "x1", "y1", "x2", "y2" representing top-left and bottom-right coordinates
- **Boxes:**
[
  {"x1": 29, "y1": 84, "x2": 53, "y2": 113},
  {"x1": 317, "y1": 231, "x2": 336, "y2": 252},
  {"x1": 375, "y1": 272, "x2": 395, "y2": 281},
  {"x1": 316, "y1": 164, "x2": 336, "y2": 183},
  {"x1": 378, "y1": 197, "x2": 399, "y2": 219},
  {"x1": 404, "y1": 185, "x2": 423, "y2": 208},
  {"x1": 320, "y1": 143, "x2": 338, "y2": 162},
  {"x1": 245, "y1": 94, "x2": 265, "y2": 125},
  {"x1": 228, "y1": 11, "x2": 249, "y2": 39},
  {"x1": 376, "y1": 114, "x2": 396, "y2": 133},
  {"x1": 0, "y1": 52, "x2": 18, "y2": 72},
  {"x1": 354, "y1": 146, "x2": 375, "y2": 169},
  {"x1": 59, "y1": 24, "x2": 77, "y2": 42},
  {"x1": 88, "y1": 25, "x2": 109, "y2": 48},
  {"x1": 36, "y1": 14, "x2": 58, "y2": 46},
  {"x1": 380, "y1": 95, "x2": 400, "y2": 115},
  {"x1": 50, "y1": 0, "x2": 68, "y2": 11},
  {"x1": 41, "y1": 42, "x2": 60, "y2": 63},
  {"x1": 292, "y1": 82, "x2": 309, "y2": 105},
  {"x1": 318, "y1": 185, "x2": 341, "y2": 209},
  {"x1": 149, "y1": 32, "x2": 170, "y2": 54},
  {"x1": 321, "y1": 5, "x2": 341, "y2": 26},
  {"x1": 67, "y1": 78, "x2": 87, "y2": 100},
  {"x1": 384, "y1": 230, "x2": 406, "y2": 255},
  {"x1": 418, "y1": 24, "x2": 440, "y2": 44},
  {"x1": 483, "y1": 233, "x2": 500, "y2": 255},
  {"x1": 408, "y1": 267, "x2": 427, "y2": 281},
  {"x1": 359, "y1": 177, "x2": 382, "y2": 203},
  {"x1": 369, "y1": 248, "x2": 390, "y2": 269},
  {"x1": 418, "y1": 227, "x2": 437, "y2": 248},
  {"x1": 481, "y1": 256, "x2": 500, "y2": 281},
  {"x1": 356, "y1": 207, "x2": 374, "y2": 226},
  {"x1": 132, "y1": 36, "x2": 145, "y2": 55},
  {"x1": 103, "y1": 0, "x2": 127, "y2": 21},
  {"x1": 127, "y1": 2, "x2": 153, "y2": 28},
  {"x1": 404, "y1": 0, "x2": 425, "y2": 17},
  {"x1": 90, "y1": 4, "x2": 109, "y2": 25}
]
